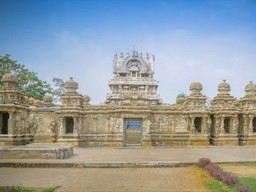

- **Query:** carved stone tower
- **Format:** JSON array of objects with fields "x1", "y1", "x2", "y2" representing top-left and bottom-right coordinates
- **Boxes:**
[{"x1": 105, "y1": 51, "x2": 162, "y2": 105}]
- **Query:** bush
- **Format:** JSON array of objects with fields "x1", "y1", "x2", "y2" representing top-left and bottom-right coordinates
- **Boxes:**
[
  {"x1": 197, "y1": 158, "x2": 252, "y2": 192},
  {"x1": 235, "y1": 183, "x2": 253, "y2": 192},
  {"x1": 198, "y1": 158, "x2": 211, "y2": 168}
]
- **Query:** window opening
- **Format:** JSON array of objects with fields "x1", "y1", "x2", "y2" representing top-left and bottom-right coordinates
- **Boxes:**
[{"x1": 126, "y1": 120, "x2": 142, "y2": 129}]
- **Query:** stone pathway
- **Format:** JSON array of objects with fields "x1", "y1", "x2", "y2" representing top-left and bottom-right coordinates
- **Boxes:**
[{"x1": 1, "y1": 146, "x2": 256, "y2": 167}]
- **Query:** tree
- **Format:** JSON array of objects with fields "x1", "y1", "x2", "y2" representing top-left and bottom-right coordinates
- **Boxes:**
[
  {"x1": 52, "y1": 77, "x2": 65, "y2": 103},
  {"x1": 0, "y1": 54, "x2": 54, "y2": 100},
  {"x1": 177, "y1": 93, "x2": 187, "y2": 99}
]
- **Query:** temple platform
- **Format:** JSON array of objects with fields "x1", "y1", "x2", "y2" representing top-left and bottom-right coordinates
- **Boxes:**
[{"x1": 0, "y1": 143, "x2": 73, "y2": 159}]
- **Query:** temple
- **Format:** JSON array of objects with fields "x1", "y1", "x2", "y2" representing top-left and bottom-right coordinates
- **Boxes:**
[{"x1": 0, "y1": 51, "x2": 256, "y2": 147}]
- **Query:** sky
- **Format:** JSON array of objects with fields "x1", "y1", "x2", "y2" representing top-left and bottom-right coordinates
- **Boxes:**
[{"x1": 1, "y1": 0, "x2": 256, "y2": 104}]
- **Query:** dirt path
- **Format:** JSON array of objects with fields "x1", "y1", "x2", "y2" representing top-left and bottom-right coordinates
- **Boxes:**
[{"x1": 0, "y1": 167, "x2": 209, "y2": 192}]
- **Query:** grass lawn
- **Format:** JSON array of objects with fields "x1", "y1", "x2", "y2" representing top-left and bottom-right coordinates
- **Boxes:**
[
  {"x1": 203, "y1": 162, "x2": 256, "y2": 192},
  {"x1": 239, "y1": 177, "x2": 256, "y2": 192},
  {"x1": 0, "y1": 186, "x2": 57, "y2": 192},
  {"x1": 206, "y1": 179, "x2": 237, "y2": 192}
]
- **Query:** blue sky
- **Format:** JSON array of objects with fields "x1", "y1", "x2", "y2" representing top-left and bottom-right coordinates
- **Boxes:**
[{"x1": 1, "y1": 0, "x2": 256, "y2": 104}]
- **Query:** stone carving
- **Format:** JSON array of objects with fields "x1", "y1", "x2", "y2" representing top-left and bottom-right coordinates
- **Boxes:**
[
  {"x1": 176, "y1": 116, "x2": 187, "y2": 132},
  {"x1": 43, "y1": 95, "x2": 53, "y2": 106},
  {"x1": 27, "y1": 113, "x2": 36, "y2": 135},
  {"x1": 50, "y1": 118, "x2": 58, "y2": 134}
]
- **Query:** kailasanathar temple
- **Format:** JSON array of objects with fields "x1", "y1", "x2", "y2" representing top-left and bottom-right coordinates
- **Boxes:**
[{"x1": 1, "y1": 51, "x2": 256, "y2": 147}]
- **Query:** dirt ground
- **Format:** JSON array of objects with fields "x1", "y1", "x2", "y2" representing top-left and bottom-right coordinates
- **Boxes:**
[
  {"x1": 0, "y1": 167, "x2": 209, "y2": 192},
  {"x1": 219, "y1": 164, "x2": 256, "y2": 177}
]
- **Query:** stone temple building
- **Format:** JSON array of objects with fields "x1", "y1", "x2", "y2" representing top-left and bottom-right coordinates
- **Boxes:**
[{"x1": 0, "y1": 51, "x2": 256, "y2": 147}]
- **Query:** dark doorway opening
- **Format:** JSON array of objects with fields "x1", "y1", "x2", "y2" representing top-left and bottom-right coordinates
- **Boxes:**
[
  {"x1": 224, "y1": 117, "x2": 231, "y2": 134},
  {"x1": 253, "y1": 117, "x2": 256, "y2": 133},
  {"x1": 65, "y1": 117, "x2": 74, "y2": 134},
  {"x1": 1, "y1": 113, "x2": 9, "y2": 134},
  {"x1": 194, "y1": 117, "x2": 202, "y2": 133}
]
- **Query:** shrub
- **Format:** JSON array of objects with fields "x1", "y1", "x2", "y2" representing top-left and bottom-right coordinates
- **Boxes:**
[
  {"x1": 235, "y1": 183, "x2": 253, "y2": 192},
  {"x1": 205, "y1": 163, "x2": 238, "y2": 186},
  {"x1": 197, "y1": 158, "x2": 252, "y2": 192},
  {"x1": 198, "y1": 158, "x2": 211, "y2": 168}
]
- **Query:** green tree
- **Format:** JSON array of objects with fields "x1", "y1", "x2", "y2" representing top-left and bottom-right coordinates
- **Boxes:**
[
  {"x1": 177, "y1": 93, "x2": 187, "y2": 98},
  {"x1": 52, "y1": 77, "x2": 65, "y2": 103},
  {"x1": 0, "y1": 54, "x2": 53, "y2": 100},
  {"x1": 52, "y1": 77, "x2": 65, "y2": 96}
]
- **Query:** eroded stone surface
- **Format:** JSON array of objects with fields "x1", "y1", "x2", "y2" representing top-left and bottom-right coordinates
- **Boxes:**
[{"x1": 0, "y1": 143, "x2": 73, "y2": 159}]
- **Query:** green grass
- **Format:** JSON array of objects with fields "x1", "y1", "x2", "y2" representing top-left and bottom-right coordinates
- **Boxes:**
[
  {"x1": 239, "y1": 177, "x2": 256, "y2": 192},
  {"x1": 206, "y1": 180, "x2": 237, "y2": 192},
  {"x1": 42, "y1": 188, "x2": 56, "y2": 192},
  {"x1": 0, "y1": 186, "x2": 57, "y2": 192},
  {"x1": 217, "y1": 162, "x2": 256, "y2": 167}
]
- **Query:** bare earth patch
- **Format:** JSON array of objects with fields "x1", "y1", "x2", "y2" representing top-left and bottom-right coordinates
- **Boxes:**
[
  {"x1": 187, "y1": 167, "x2": 210, "y2": 192},
  {"x1": 219, "y1": 164, "x2": 256, "y2": 177},
  {"x1": 0, "y1": 167, "x2": 210, "y2": 192}
]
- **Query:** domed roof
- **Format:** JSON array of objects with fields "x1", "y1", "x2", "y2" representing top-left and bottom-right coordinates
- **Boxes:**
[
  {"x1": 83, "y1": 95, "x2": 91, "y2": 102},
  {"x1": 189, "y1": 82, "x2": 202, "y2": 91},
  {"x1": 244, "y1": 81, "x2": 256, "y2": 97},
  {"x1": 218, "y1": 80, "x2": 230, "y2": 92},
  {"x1": 64, "y1": 77, "x2": 78, "y2": 91},
  {"x1": 43, "y1": 95, "x2": 53, "y2": 103},
  {"x1": 2, "y1": 73, "x2": 18, "y2": 82},
  {"x1": 245, "y1": 81, "x2": 256, "y2": 92}
]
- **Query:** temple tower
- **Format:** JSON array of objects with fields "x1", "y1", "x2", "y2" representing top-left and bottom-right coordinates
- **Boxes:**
[
  {"x1": 105, "y1": 51, "x2": 162, "y2": 105},
  {"x1": 239, "y1": 81, "x2": 256, "y2": 145},
  {"x1": 210, "y1": 80, "x2": 239, "y2": 146}
]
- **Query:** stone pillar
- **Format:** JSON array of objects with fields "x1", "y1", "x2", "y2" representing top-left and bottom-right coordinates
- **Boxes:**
[
  {"x1": 206, "y1": 115, "x2": 212, "y2": 135},
  {"x1": 220, "y1": 115, "x2": 225, "y2": 134},
  {"x1": 74, "y1": 117, "x2": 80, "y2": 135},
  {"x1": 8, "y1": 112, "x2": 15, "y2": 134},
  {"x1": 59, "y1": 117, "x2": 64, "y2": 135},
  {"x1": 202, "y1": 116, "x2": 207, "y2": 134},
  {"x1": 232, "y1": 115, "x2": 239, "y2": 134},
  {"x1": 242, "y1": 115, "x2": 249, "y2": 135},
  {"x1": 185, "y1": 115, "x2": 189, "y2": 132},
  {"x1": 190, "y1": 116, "x2": 195, "y2": 134},
  {"x1": 214, "y1": 115, "x2": 221, "y2": 135},
  {"x1": 248, "y1": 115, "x2": 254, "y2": 134}
]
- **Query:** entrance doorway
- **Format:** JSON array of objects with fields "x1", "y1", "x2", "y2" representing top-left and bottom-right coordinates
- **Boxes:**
[
  {"x1": 194, "y1": 117, "x2": 202, "y2": 133},
  {"x1": 224, "y1": 117, "x2": 231, "y2": 134},
  {"x1": 65, "y1": 117, "x2": 74, "y2": 134},
  {"x1": 0, "y1": 112, "x2": 9, "y2": 134},
  {"x1": 124, "y1": 119, "x2": 142, "y2": 146}
]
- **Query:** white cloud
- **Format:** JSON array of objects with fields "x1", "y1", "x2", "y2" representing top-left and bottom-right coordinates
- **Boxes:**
[{"x1": 30, "y1": 29, "x2": 256, "y2": 104}]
